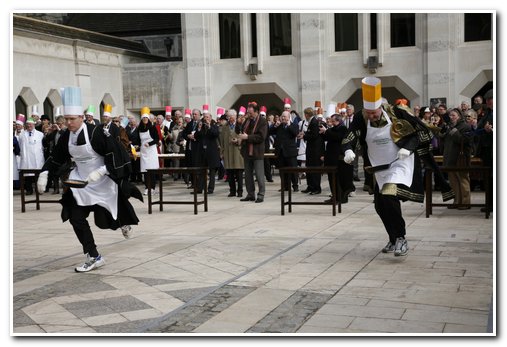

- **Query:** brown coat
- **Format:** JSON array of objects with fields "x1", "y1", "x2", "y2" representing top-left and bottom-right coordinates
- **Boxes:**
[{"x1": 238, "y1": 115, "x2": 268, "y2": 160}]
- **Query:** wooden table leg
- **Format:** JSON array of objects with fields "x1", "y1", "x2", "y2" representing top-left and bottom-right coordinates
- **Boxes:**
[
  {"x1": 20, "y1": 171, "x2": 26, "y2": 213},
  {"x1": 280, "y1": 170, "x2": 285, "y2": 216},
  {"x1": 147, "y1": 171, "x2": 152, "y2": 214}
]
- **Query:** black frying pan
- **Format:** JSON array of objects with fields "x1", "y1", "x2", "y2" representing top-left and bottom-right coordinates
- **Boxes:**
[
  {"x1": 364, "y1": 158, "x2": 399, "y2": 174},
  {"x1": 62, "y1": 179, "x2": 88, "y2": 188}
]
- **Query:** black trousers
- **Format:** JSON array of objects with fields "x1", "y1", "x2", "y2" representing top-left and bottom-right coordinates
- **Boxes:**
[
  {"x1": 227, "y1": 169, "x2": 243, "y2": 194},
  {"x1": 305, "y1": 155, "x2": 322, "y2": 192},
  {"x1": 69, "y1": 205, "x2": 99, "y2": 258},
  {"x1": 278, "y1": 155, "x2": 298, "y2": 190},
  {"x1": 374, "y1": 186, "x2": 406, "y2": 243},
  {"x1": 143, "y1": 172, "x2": 157, "y2": 189}
]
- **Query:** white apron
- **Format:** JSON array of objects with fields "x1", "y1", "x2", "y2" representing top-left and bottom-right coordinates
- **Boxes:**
[
  {"x1": 13, "y1": 154, "x2": 19, "y2": 181},
  {"x1": 365, "y1": 112, "x2": 414, "y2": 190},
  {"x1": 140, "y1": 130, "x2": 159, "y2": 172},
  {"x1": 297, "y1": 120, "x2": 308, "y2": 161},
  {"x1": 19, "y1": 130, "x2": 45, "y2": 176},
  {"x1": 68, "y1": 125, "x2": 118, "y2": 219}
]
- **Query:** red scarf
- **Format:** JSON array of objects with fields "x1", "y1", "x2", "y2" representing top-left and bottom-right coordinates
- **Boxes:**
[{"x1": 244, "y1": 115, "x2": 261, "y2": 156}]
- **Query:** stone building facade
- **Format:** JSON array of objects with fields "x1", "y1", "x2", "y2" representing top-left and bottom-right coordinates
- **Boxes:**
[{"x1": 13, "y1": 12, "x2": 493, "y2": 120}]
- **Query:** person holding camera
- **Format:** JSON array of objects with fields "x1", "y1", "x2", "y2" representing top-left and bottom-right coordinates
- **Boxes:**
[{"x1": 270, "y1": 110, "x2": 299, "y2": 192}]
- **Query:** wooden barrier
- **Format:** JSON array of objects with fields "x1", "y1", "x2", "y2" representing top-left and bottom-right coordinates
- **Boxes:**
[
  {"x1": 146, "y1": 167, "x2": 208, "y2": 215},
  {"x1": 278, "y1": 166, "x2": 340, "y2": 216},
  {"x1": 19, "y1": 169, "x2": 60, "y2": 213},
  {"x1": 424, "y1": 166, "x2": 491, "y2": 219}
]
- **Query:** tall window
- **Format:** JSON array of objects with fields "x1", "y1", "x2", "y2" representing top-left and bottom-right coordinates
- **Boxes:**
[
  {"x1": 390, "y1": 13, "x2": 415, "y2": 48},
  {"x1": 251, "y1": 14, "x2": 257, "y2": 58},
  {"x1": 334, "y1": 13, "x2": 358, "y2": 52},
  {"x1": 370, "y1": 13, "x2": 377, "y2": 49},
  {"x1": 465, "y1": 13, "x2": 492, "y2": 42},
  {"x1": 219, "y1": 13, "x2": 241, "y2": 59},
  {"x1": 269, "y1": 13, "x2": 292, "y2": 56}
]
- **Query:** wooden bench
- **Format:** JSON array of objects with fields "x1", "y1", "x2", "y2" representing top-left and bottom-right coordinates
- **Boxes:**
[
  {"x1": 278, "y1": 166, "x2": 341, "y2": 216},
  {"x1": 146, "y1": 167, "x2": 208, "y2": 215},
  {"x1": 424, "y1": 166, "x2": 491, "y2": 219},
  {"x1": 19, "y1": 169, "x2": 60, "y2": 213}
]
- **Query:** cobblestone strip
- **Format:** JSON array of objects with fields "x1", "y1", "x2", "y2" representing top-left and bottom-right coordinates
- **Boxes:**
[
  {"x1": 145, "y1": 285, "x2": 257, "y2": 333},
  {"x1": 246, "y1": 291, "x2": 333, "y2": 333}
]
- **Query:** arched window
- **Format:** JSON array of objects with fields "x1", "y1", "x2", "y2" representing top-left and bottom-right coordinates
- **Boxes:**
[
  {"x1": 43, "y1": 97, "x2": 55, "y2": 122},
  {"x1": 15, "y1": 96, "x2": 27, "y2": 118}
]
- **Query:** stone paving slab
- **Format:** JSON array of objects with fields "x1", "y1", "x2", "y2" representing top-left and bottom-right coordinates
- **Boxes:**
[{"x1": 10, "y1": 174, "x2": 494, "y2": 335}]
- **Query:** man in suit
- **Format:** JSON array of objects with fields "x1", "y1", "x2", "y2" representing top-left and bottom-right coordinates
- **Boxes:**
[
  {"x1": 271, "y1": 110, "x2": 299, "y2": 192},
  {"x1": 100, "y1": 104, "x2": 120, "y2": 140},
  {"x1": 300, "y1": 107, "x2": 324, "y2": 194},
  {"x1": 181, "y1": 109, "x2": 202, "y2": 188},
  {"x1": 237, "y1": 102, "x2": 268, "y2": 203},
  {"x1": 125, "y1": 115, "x2": 142, "y2": 183},
  {"x1": 321, "y1": 113, "x2": 354, "y2": 203},
  {"x1": 195, "y1": 111, "x2": 220, "y2": 194}
]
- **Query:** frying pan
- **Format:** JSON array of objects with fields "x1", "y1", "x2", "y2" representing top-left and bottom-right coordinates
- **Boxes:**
[
  {"x1": 62, "y1": 179, "x2": 88, "y2": 188},
  {"x1": 364, "y1": 158, "x2": 399, "y2": 174}
]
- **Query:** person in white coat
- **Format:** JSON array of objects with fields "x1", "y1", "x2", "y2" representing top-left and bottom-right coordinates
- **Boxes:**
[
  {"x1": 18, "y1": 117, "x2": 45, "y2": 195},
  {"x1": 138, "y1": 107, "x2": 160, "y2": 195}
]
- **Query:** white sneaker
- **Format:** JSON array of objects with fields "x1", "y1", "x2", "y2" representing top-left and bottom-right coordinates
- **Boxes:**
[
  {"x1": 143, "y1": 188, "x2": 149, "y2": 195},
  {"x1": 75, "y1": 254, "x2": 105, "y2": 273},
  {"x1": 121, "y1": 225, "x2": 133, "y2": 239},
  {"x1": 394, "y1": 237, "x2": 408, "y2": 257},
  {"x1": 348, "y1": 191, "x2": 356, "y2": 197}
]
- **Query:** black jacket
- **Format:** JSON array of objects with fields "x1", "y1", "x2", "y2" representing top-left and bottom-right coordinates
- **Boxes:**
[
  {"x1": 43, "y1": 123, "x2": 142, "y2": 229},
  {"x1": 270, "y1": 122, "x2": 299, "y2": 158}
]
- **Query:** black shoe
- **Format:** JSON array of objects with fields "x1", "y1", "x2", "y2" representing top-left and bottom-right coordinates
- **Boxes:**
[
  {"x1": 187, "y1": 185, "x2": 194, "y2": 189},
  {"x1": 353, "y1": 176, "x2": 361, "y2": 182},
  {"x1": 324, "y1": 198, "x2": 334, "y2": 203},
  {"x1": 309, "y1": 190, "x2": 321, "y2": 195},
  {"x1": 293, "y1": 187, "x2": 299, "y2": 192},
  {"x1": 190, "y1": 191, "x2": 202, "y2": 194},
  {"x1": 240, "y1": 196, "x2": 255, "y2": 201},
  {"x1": 278, "y1": 188, "x2": 289, "y2": 192},
  {"x1": 255, "y1": 197, "x2": 264, "y2": 203},
  {"x1": 266, "y1": 179, "x2": 274, "y2": 183},
  {"x1": 301, "y1": 189, "x2": 311, "y2": 193},
  {"x1": 207, "y1": 190, "x2": 214, "y2": 194},
  {"x1": 26, "y1": 191, "x2": 33, "y2": 196},
  {"x1": 228, "y1": 193, "x2": 236, "y2": 197}
]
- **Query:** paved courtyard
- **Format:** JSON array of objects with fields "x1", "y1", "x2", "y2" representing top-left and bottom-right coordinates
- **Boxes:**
[{"x1": 11, "y1": 173, "x2": 494, "y2": 335}]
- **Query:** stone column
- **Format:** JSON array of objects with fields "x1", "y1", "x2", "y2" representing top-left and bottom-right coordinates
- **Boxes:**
[
  {"x1": 182, "y1": 13, "x2": 212, "y2": 109},
  {"x1": 426, "y1": 13, "x2": 455, "y2": 107},
  {"x1": 298, "y1": 13, "x2": 325, "y2": 110}
]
